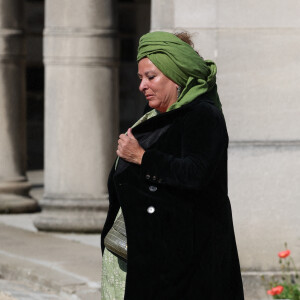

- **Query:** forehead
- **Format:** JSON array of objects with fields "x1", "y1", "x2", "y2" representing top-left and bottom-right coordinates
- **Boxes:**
[{"x1": 138, "y1": 58, "x2": 160, "y2": 74}]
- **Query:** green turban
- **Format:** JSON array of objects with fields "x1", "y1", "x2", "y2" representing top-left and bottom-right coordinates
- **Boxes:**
[{"x1": 137, "y1": 31, "x2": 222, "y2": 111}]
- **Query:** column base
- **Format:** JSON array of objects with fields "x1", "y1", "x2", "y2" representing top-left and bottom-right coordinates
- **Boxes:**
[
  {"x1": 34, "y1": 210, "x2": 108, "y2": 233},
  {"x1": 0, "y1": 193, "x2": 39, "y2": 213},
  {"x1": 34, "y1": 197, "x2": 109, "y2": 233},
  {"x1": 0, "y1": 179, "x2": 31, "y2": 195}
]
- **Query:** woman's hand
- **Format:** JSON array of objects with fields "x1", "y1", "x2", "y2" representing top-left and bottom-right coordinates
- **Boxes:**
[{"x1": 117, "y1": 128, "x2": 145, "y2": 165}]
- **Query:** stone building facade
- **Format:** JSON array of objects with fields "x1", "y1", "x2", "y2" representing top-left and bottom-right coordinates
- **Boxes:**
[{"x1": 1, "y1": 0, "x2": 300, "y2": 299}]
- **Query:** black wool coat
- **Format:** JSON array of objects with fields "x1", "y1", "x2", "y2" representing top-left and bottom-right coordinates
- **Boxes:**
[{"x1": 101, "y1": 95, "x2": 244, "y2": 300}]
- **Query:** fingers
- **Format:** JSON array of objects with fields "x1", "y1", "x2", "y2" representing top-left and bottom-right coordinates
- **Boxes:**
[
  {"x1": 116, "y1": 143, "x2": 123, "y2": 157},
  {"x1": 119, "y1": 128, "x2": 135, "y2": 140},
  {"x1": 118, "y1": 133, "x2": 127, "y2": 141},
  {"x1": 117, "y1": 128, "x2": 141, "y2": 161},
  {"x1": 127, "y1": 128, "x2": 135, "y2": 139},
  {"x1": 116, "y1": 128, "x2": 145, "y2": 165},
  {"x1": 118, "y1": 128, "x2": 136, "y2": 148}
]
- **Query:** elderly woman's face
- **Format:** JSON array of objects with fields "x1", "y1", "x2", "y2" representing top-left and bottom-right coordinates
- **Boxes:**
[{"x1": 138, "y1": 58, "x2": 178, "y2": 113}]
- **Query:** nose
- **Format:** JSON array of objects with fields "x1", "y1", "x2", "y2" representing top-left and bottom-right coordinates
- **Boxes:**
[{"x1": 139, "y1": 78, "x2": 148, "y2": 93}]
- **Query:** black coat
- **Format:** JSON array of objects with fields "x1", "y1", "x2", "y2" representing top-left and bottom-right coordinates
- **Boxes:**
[{"x1": 101, "y1": 96, "x2": 244, "y2": 300}]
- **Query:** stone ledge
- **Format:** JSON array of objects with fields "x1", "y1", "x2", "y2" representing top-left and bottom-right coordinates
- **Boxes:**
[{"x1": 241, "y1": 271, "x2": 298, "y2": 300}]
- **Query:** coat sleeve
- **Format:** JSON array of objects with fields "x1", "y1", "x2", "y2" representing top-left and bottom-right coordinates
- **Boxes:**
[{"x1": 140, "y1": 104, "x2": 228, "y2": 190}]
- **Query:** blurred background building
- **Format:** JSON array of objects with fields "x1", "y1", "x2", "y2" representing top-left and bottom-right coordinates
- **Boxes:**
[{"x1": 0, "y1": 0, "x2": 299, "y2": 299}]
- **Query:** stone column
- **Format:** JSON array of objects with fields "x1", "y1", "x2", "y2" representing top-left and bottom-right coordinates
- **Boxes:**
[
  {"x1": 0, "y1": 0, "x2": 38, "y2": 213},
  {"x1": 34, "y1": 0, "x2": 118, "y2": 232}
]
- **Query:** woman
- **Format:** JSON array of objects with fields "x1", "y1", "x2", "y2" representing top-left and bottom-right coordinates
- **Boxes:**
[{"x1": 101, "y1": 31, "x2": 244, "y2": 300}]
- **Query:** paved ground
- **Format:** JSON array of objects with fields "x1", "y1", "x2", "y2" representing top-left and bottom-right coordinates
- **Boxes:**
[
  {"x1": 0, "y1": 171, "x2": 102, "y2": 300},
  {"x1": 0, "y1": 279, "x2": 61, "y2": 300}
]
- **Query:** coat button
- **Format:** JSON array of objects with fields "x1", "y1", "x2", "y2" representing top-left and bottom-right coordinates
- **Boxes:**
[
  {"x1": 149, "y1": 185, "x2": 157, "y2": 192},
  {"x1": 145, "y1": 174, "x2": 150, "y2": 180},
  {"x1": 147, "y1": 206, "x2": 155, "y2": 214}
]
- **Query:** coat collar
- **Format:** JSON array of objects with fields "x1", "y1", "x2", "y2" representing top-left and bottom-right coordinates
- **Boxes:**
[{"x1": 132, "y1": 95, "x2": 214, "y2": 135}]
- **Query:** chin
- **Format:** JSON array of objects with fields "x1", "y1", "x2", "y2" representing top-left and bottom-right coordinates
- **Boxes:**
[
  {"x1": 148, "y1": 101, "x2": 158, "y2": 109},
  {"x1": 148, "y1": 101, "x2": 159, "y2": 110}
]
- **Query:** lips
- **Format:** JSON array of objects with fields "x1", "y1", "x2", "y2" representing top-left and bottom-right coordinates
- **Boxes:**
[{"x1": 145, "y1": 94, "x2": 154, "y2": 100}]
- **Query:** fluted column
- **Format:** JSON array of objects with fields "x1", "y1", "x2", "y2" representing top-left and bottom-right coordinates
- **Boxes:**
[
  {"x1": 34, "y1": 0, "x2": 118, "y2": 232},
  {"x1": 0, "y1": 0, "x2": 38, "y2": 213}
]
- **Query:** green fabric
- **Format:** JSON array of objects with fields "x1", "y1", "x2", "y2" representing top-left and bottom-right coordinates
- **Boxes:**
[
  {"x1": 101, "y1": 208, "x2": 127, "y2": 300},
  {"x1": 137, "y1": 31, "x2": 222, "y2": 111},
  {"x1": 101, "y1": 248, "x2": 127, "y2": 300}
]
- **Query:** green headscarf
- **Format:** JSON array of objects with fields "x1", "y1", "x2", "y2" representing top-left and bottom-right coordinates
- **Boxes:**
[{"x1": 137, "y1": 31, "x2": 222, "y2": 111}]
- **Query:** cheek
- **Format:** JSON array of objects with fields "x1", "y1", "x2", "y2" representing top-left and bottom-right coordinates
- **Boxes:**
[
  {"x1": 153, "y1": 81, "x2": 168, "y2": 98},
  {"x1": 165, "y1": 82, "x2": 177, "y2": 98}
]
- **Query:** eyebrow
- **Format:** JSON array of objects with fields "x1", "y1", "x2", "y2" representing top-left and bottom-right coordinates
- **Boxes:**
[{"x1": 137, "y1": 71, "x2": 155, "y2": 77}]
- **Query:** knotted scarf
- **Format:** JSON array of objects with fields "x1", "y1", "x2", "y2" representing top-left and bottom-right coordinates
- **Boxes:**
[{"x1": 137, "y1": 31, "x2": 222, "y2": 111}]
